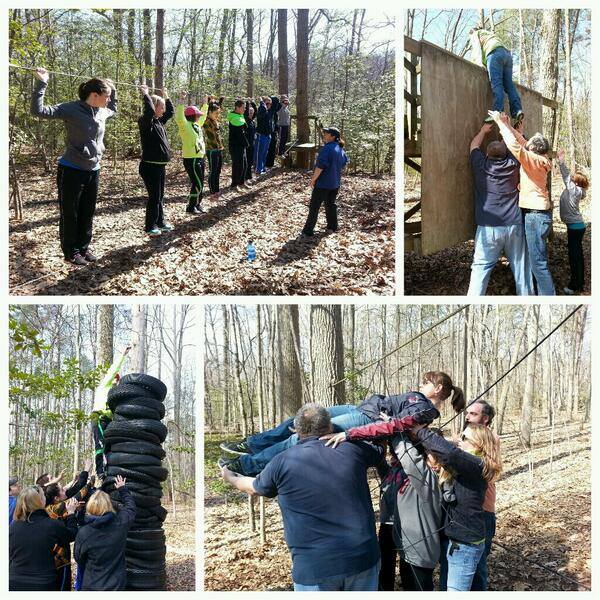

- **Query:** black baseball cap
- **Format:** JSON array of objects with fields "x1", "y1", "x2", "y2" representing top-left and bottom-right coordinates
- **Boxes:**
[{"x1": 323, "y1": 126, "x2": 341, "y2": 139}]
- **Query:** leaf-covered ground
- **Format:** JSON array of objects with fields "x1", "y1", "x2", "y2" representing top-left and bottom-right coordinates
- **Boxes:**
[
  {"x1": 203, "y1": 420, "x2": 591, "y2": 591},
  {"x1": 163, "y1": 506, "x2": 196, "y2": 591},
  {"x1": 9, "y1": 159, "x2": 395, "y2": 296},
  {"x1": 404, "y1": 178, "x2": 592, "y2": 296}
]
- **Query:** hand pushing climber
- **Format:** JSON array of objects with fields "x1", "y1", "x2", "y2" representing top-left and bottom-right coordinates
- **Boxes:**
[{"x1": 469, "y1": 27, "x2": 523, "y2": 126}]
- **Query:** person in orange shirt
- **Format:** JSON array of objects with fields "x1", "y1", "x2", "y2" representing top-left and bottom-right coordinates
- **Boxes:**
[
  {"x1": 489, "y1": 110, "x2": 555, "y2": 295},
  {"x1": 464, "y1": 401, "x2": 501, "y2": 591}
]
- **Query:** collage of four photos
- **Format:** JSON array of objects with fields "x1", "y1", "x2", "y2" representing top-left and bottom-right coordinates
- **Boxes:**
[{"x1": 5, "y1": 4, "x2": 594, "y2": 595}]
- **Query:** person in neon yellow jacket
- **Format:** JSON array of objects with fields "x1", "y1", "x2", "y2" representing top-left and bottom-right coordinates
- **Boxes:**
[
  {"x1": 469, "y1": 27, "x2": 523, "y2": 126},
  {"x1": 175, "y1": 91, "x2": 209, "y2": 214}
]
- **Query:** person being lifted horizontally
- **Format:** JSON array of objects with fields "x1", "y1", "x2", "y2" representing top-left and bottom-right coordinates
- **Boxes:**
[
  {"x1": 31, "y1": 67, "x2": 117, "y2": 266},
  {"x1": 489, "y1": 110, "x2": 555, "y2": 295},
  {"x1": 469, "y1": 27, "x2": 523, "y2": 126},
  {"x1": 175, "y1": 91, "x2": 209, "y2": 215}
]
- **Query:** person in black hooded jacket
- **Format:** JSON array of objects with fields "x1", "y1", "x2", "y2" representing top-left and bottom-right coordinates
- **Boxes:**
[
  {"x1": 138, "y1": 85, "x2": 175, "y2": 236},
  {"x1": 74, "y1": 475, "x2": 136, "y2": 591},
  {"x1": 9, "y1": 486, "x2": 78, "y2": 591}
]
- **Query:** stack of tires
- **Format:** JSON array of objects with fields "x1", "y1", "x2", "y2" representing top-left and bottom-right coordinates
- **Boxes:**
[{"x1": 102, "y1": 373, "x2": 169, "y2": 591}]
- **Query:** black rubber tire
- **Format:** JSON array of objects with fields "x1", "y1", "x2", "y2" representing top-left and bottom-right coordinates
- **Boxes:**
[
  {"x1": 118, "y1": 419, "x2": 168, "y2": 442},
  {"x1": 106, "y1": 452, "x2": 163, "y2": 467},
  {"x1": 132, "y1": 516, "x2": 164, "y2": 528},
  {"x1": 126, "y1": 556, "x2": 166, "y2": 570},
  {"x1": 120, "y1": 373, "x2": 168, "y2": 400},
  {"x1": 132, "y1": 465, "x2": 169, "y2": 481},
  {"x1": 147, "y1": 504, "x2": 168, "y2": 520},
  {"x1": 114, "y1": 403, "x2": 162, "y2": 420},
  {"x1": 107, "y1": 441, "x2": 166, "y2": 460},
  {"x1": 126, "y1": 538, "x2": 165, "y2": 551},
  {"x1": 107, "y1": 466, "x2": 163, "y2": 488},
  {"x1": 126, "y1": 547, "x2": 166, "y2": 561},
  {"x1": 127, "y1": 528, "x2": 165, "y2": 541},
  {"x1": 103, "y1": 477, "x2": 162, "y2": 495},
  {"x1": 107, "y1": 384, "x2": 157, "y2": 411},
  {"x1": 125, "y1": 575, "x2": 166, "y2": 591},
  {"x1": 104, "y1": 423, "x2": 161, "y2": 445}
]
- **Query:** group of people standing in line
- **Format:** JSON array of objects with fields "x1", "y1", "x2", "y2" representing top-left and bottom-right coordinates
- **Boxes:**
[
  {"x1": 219, "y1": 371, "x2": 502, "y2": 592},
  {"x1": 31, "y1": 67, "x2": 348, "y2": 266},
  {"x1": 466, "y1": 27, "x2": 589, "y2": 296},
  {"x1": 9, "y1": 461, "x2": 136, "y2": 591}
]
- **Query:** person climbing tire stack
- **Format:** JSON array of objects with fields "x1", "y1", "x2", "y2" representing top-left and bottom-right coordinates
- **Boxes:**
[{"x1": 101, "y1": 373, "x2": 169, "y2": 591}]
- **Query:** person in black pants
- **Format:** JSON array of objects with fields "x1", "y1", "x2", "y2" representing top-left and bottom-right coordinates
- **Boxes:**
[
  {"x1": 301, "y1": 127, "x2": 349, "y2": 237},
  {"x1": 138, "y1": 85, "x2": 174, "y2": 236},
  {"x1": 31, "y1": 67, "x2": 117, "y2": 266},
  {"x1": 244, "y1": 100, "x2": 257, "y2": 183},
  {"x1": 227, "y1": 100, "x2": 250, "y2": 191}
]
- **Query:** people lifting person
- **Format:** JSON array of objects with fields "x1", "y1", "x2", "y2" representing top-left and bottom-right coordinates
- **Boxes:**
[
  {"x1": 176, "y1": 91, "x2": 209, "y2": 214},
  {"x1": 74, "y1": 474, "x2": 136, "y2": 591},
  {"x1": 138, "y1": 85, "x2": 174, "y2": 237},
  {"x1": 31, "y1": 67, "x2": 117, "y2": 266}
]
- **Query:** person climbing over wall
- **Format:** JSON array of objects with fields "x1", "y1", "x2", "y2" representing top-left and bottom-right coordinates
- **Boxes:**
[
  {"x1": 556, "y1": 149, "x2": 590, "y2": 295},
  {"x1": 244, "y1": 99, "x2": 258, "y2": 184},
  {"x1": 202, "y1": 96, "x2": 225, "y2": 197},
  {"x1": 74, "y1": 475, "x2": 136, "y2": 591},
  {"x1": 176, "y1": 91, "x2": 209, "y2": 214},
  {"x1": 300, "y1": 127, "x2": 349, "y2": 238},
  {"x1": 30, "y1": 67, "x2": 117, "y2": 266},
  {"x1": 138, "y1": 85, "x2": 174, "y2": 237},
  {"x1": 255, "y1": 95, "x2": 281, "y2": 175},
  {"x1": 469, "y1": 27, "x2": 523, "y2": 126},
  {"x1": 466, "y1": 122, "x2": 534, "y2": 295},
  {"x1": 489, "y1": 111, "x2": 555, "y2": 295},
  {"x1": 227, "y1": 99, "x2": 250, "y2": 192},
  {"x1": 277, "y1": 96, "x2": 291, "y2": 156}
]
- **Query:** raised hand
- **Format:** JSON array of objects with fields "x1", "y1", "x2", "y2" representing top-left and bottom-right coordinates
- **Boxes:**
[
  {"x1": 556, "y1": 149, "x2": 565, "y2": 162},
  {"x1": 114, "y1": 474, "x2": 127, "y2": 489},
  {"x1": 34, "y1": 67, "x2": 49, "y2": 83},
  {"x1": 65, "y1": 498, "x2": 79, "y2": 515},
  {"x1": 84, "y1": 458, "x2": 92, "y2": 472},
  {"x1": 481, "y1": 123, "x2": 494, "y2": 135},
  {"x1": 320, "y1": 431, "x2": 347, "y2": 448},
  {"x1": 139, "y1": 84, "x2": 149, "y2": 95},
  {"x1": 161, "y1": 88, "x2": 168, "y2": 99}
]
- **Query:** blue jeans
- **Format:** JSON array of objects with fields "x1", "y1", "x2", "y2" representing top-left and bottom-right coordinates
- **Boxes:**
[
  {"x1": 471, "y1": 511, "x2": 496, "y2": 591},
  {"x1": 294, "y1": 561, "x2": 380, "y2": 591},
  {"x1": 241, "y1": 405, "x2": 371, "y2": 475},
  {"x1": 487, "y1": 46, "x2": 522, "y2": 117},
  {"x1": 468, "y1": 224, "x2": 534, "y2": 295},
  {"x1": 442, "y1": 539, "x2": 485, "y2": 591},
  {"x1": 254, "y1": 133, "x2": 271, "y2": 174},
  {"x1": 524, "y1": 210, "x2": 555, "y2": 295}
]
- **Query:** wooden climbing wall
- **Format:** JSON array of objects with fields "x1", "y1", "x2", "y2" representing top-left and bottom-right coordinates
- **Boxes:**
[{"x1": 419, "y1": 40, "x2": 544, "y2": 256}]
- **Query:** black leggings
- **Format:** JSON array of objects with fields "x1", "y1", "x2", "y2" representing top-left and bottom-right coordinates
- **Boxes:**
[
  {"x1": 139, "y1": 161, "x2": 166, "y2": 231},
  {"x1": 183, "y1": 157, "x2": 205, "y2": 206},
  {"x1": 399, "y1": 559, "x2": 434, "y2": 591},
  {"x1": 207, "y1": 150, "x2": 223, "y2": 194},
  {"x1": 567, "y1": 226, "x2": 586, "y2": 291},
  {"x1": 378, "y1": 523, "x2": 397, "y2": 591},
  {"x1": 230, "y1": 147, "x2": 247, "y2": 187}
]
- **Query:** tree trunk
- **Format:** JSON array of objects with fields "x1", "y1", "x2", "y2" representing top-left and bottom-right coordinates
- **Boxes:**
[
  {"x1": 310, "y1": 305, "x2": 345, "y2": 406},
  {"x1": 277, "y1": 305, "x2": 303, "y2": 417},
  {"x1": 127, "y1": 9, "x2": 136, "y2": 55},
  {"x1": 277, "y1": 9, "x2": 289, "y2": 94},
  {"x1": 131, "y1": 305, "x2": 148, "y2": 372},
  {"x1": 520, "y1": 307, "x2": 539, "y2": 448},
  {"x1": 142, "y1": 9, "x2": 153, "y2": 88},
  {"x1": 154, "y1": 9, "x2": 165, "y2": 91},
  {"x1": 97, "y1": 305, "x2": 114, "y2": 366},
  {"x1": 73, "y1": 306, "x2": 82, "y2": 474},
  {"x1": 246, "y1": 10, "x2": 254, "y2": 97},
  {"x1": 215, "y1": 10, "x2": 230, "y2": 96},
  {"x1": 296, "y1": 9, "x2": 310, "y2": 147},
  {"x1": 564, "y1": 9, "x2": 578, "y2": 165},
  {"x1": 538, "y1": 9, "x2": 561, "y2": 142},
  {"x1": 257, "y1": 305, "x2": 265, "y2": 431}
]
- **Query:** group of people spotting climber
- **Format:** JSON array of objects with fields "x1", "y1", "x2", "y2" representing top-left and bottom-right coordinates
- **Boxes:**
[
  {"x1": 467, "y1": 27, "x2": 589, "y2": 296},
  {"x1": 219, "y1": 371, "x2": 502, "y2": 592},
  {"x1": 30, "y1": 67, "x2": 348, "y2": 266}
]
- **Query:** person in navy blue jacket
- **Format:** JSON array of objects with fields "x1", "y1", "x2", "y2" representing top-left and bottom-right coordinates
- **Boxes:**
[{"x1": 301, "y1": 127, "x2": 349, "y2": 237}]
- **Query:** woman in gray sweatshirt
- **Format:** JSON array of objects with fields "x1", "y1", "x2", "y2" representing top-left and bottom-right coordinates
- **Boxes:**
[
  {"x1": 31, "y1": 67, "x2": 117, "y2": 265},
  {"x1": 557, "y1": 149, "x2": 589, "y2": 294}
]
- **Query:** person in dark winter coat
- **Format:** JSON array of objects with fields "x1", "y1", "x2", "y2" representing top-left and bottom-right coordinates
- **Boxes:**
[
  {"x1": 244, "y1": 100, "x2": 258, "y2": 182},
  {"x1": 74, "y1": 475, "x2": 136, "y2": 591},
  {"x1": 227, "y1": 100, "x2": 251, "y2": 190},
  {"x1": 254, "y1": 95, "x2": 281, "y2": 174},
  {"x1": 9, "y1": 485, "x2": 78, "y2": 591},
  {"x1": 138, "y1": 85, "x2": 175, "y2": 236}
]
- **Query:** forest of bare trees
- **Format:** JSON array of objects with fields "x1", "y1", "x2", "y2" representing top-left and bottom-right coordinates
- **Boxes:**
[
  {"x1": 9, "y1": 304, "x2": 197, "y2": 503},
  {"x1": 204, "y1": 304, "x2": 590, "y2": 438}
]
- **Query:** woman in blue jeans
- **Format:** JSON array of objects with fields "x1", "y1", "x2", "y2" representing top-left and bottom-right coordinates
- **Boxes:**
[
  {"x1": 219, "y1": 371, "x2": 464, "y2": 476},
  {"x1": 413, "y1": 423, "x2": 502, "y2": 591}
]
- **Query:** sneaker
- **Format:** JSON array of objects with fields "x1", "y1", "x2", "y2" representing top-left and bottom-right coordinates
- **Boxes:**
[
  {"x1": 220, "y1": 439, "x2": 252, "y2": 456},
  {"x1": 298, "y1": 232, "x2": 314, "y2": 240},
  {"x1": 83, "y1": 250, "x2": 97, "y2": 262},
  {"x1": 217, "y1": 457, "x2": 231, "y2": 469},
  {"x1": 147, "y1": 228, "x2": 162, "y2": 237},
  {"x1": 159, "y1": 223, "x2": 174, "y2": 232},
  {"x1": 484, "y1": 115, "x2": 494, "y2": 124},
  {"x1": 563, "y1": 287, "x2": 576, "y2": 295},
  {"x1": 244, "y1": 182, "x2": 252, "y2": 189},
  {"x1": 224, "y1": 457, "x2": 245, "y2": 475},
  {"x1": 70, "y1": 252, "x2": 87, "y2": 266},
  {"x1": 513, "y1": 111, "x2": 524, "y2": 127},
  {"x1": 325, "y1": 228, "x2": 337, "y2": 235},
  {"x1": 186, "y1": 206, "x2": 201, "y2": 215}
]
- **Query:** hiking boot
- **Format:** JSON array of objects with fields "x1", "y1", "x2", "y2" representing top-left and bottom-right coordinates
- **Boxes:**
[
  {"x1": 70, "y1": 252, "x2": 87, "y2": 266},
  {"x1": 84, "y1": 250, "x2": 97, "y2": 262},
  {"x1": 160, "y1": 223, "x2": 174, "y2": 232},
  {"x1": 220, "y1": 439, "x2": 252, "y2": 456},
  {"x1": 513, "y1": 111, "x2": 524, "y2": 127},
  {"x1": 147, "y1": 227, "x2": 162, "y2": 237}
]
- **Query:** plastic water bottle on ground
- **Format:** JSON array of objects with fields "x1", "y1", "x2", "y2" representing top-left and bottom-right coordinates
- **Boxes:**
[{"x1": 247, "y1": 240, "x2": 256, "y2": 263}]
